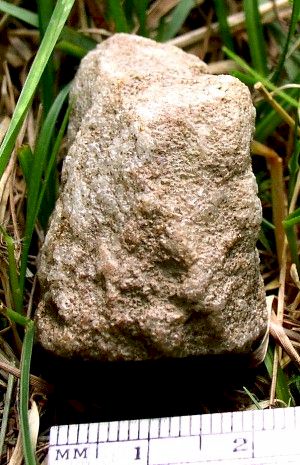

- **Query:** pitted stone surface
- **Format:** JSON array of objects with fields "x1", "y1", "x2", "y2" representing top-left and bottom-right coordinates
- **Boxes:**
[{"x1": 35, "y1": 33, "x2": 267, "y2": 361}]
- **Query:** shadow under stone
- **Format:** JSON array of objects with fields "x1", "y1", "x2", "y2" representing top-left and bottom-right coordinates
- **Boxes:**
[{"x1": 32, "y1": 347, "x2": 259, "y2": 428}]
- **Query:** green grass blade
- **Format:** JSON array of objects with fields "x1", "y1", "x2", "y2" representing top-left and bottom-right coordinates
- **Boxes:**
[
  {"x1": 258, "y1": 228, "x2": 272, "y2": 253},
  {"x1": 256, "y1": 103, "x2": 289, "y2": 141},
  {"x1": 58, "y1": 26, "x2": 96, "y2": 57},
  {"x1": 20, "y1": 320, "x2": 36, "y2": 465},
  {"x1": 0, "y1": 229, "x2": 22, "y2": 312},
  {"x1": 0, "y1": 2, "x2": 96, "y2": 58},
  {"x1": 107, "y1": 0, "x2": 129, "y2": 32},
  {"x1": 223, "y1": 46, "x2": 299, "y2": 108},
  {"x1": 264, "y1": 345, "x2": 294, "y2": 406},
  {"x1": 160, "y1": 0, "x2": 196, "y2": 42},
  {"x1": 3, "y1": 307, "x2": 31, "y2": 326},
  {"x1": 18, "y1": 145, "x2": 34, "y2": 187},
  {"x1": 283, "y1": 208, "x2": 300, "y2": 273},
  {"x1": 261, "y1": 218, "x2": 275, "y2": 230},
  {"x1": 272, "y1": 0, "x2": 300, "y2": 84},
  {"x1": 243, "y1": 0, "x2": 268, "y2": 76},
  {"x1": 19, "y1": 83, "x2": 71, "y2": 296},
  {"x1": 268, "y1": 22, "x2": 300, "y2": 82},
  {"x1": 61, "y1": 26, "x2": 96, "y2": 52},
  {"x1": 56, "y1": 40, "x2": 92, "y2": 58},
  {"x1": 37, "y1": 0, "x2": 56, "y2": 116},
  {"x1": 36, "y1": 104, "x2": 72, "y2": 225},
  {"x1": 133, "y1": 0, "x2": 149, "y2": 36},
  {"x1": 231, "y1": 70, "x2": 258, "y2": 86},
  {"x1": 285, "y1": 224, "x2": 300, "y2": 273},
  {"x1": 36, "y1": 0, "x2": 57, "y2": 226},
  {"x1": 0, "y1": 372, "x2": 14, "y2": 458},
  {"x1": 288, "y1": 143, "x2": 300, "y2": 205},
  {"x1": 283, "y1": 207, "x2": 300, "y2": 226},
  {"x1": 213, "y1": 0, "x2": 234, "y2": 50},
  {"x1": 255, "y1": 82, "x2": 300, "y2": 141},
  {"x1": 243, "y1": 386, "x2": 262, "y2": 409},
  {"x1": 0, "y1": 1, "x2": 38, "y2": 26},
  {"x1": 0, "y1": 0, "x2": 75, "y2": 180}
]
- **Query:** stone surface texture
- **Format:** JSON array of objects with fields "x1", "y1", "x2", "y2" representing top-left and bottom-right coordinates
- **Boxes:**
[{"x1": 36, "y1": 33, "x2": 267, "y2": 361}]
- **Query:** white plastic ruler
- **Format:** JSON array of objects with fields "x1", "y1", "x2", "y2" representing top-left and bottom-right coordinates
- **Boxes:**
[{"x1": 49, "y1": 406, "x2": 300, "y2": 465}]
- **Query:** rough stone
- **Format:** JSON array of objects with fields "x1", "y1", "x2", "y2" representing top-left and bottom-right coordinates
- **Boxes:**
[{"x1": 35, "y1": 33, "x2": 268, "y2": 361}]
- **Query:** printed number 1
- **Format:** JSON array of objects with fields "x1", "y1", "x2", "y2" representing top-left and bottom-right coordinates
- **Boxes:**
[{"x1": 135, "y1": 447, "x2": 141, "y2": 460}]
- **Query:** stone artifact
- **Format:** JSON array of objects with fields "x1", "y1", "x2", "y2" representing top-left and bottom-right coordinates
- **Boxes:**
[{"x1": 35, "y1": 33, "x2": 268, "y2": 361}]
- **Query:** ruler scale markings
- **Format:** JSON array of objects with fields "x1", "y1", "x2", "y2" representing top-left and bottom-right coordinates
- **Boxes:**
[
  {"x1": 57, "y1": 424, "x2": 68, "y2": 445},
  {"x1": 108, "y1": 421, "x2": 119, "y2": 442},
  {"x1": 241, "y1": 409, "x2": 253, "y2": 432},
  {"x1": 169, "y1": 416, "x2": 180, "y2": 437},
  {"x1": 130, "y1": 419, "x2": 139, "y2": 440},
  {"x1": 295, "y1": 406, "x2": 300, "y2": 429},
  {"x1": 78, "y1": 423, "x2": 88, "y2": 444},
  {"x1": 159, "y1": 416, "x2": 169, "y2": 438},
  {"x1": 118, "y1": 419, "x2": 129, "y2": 440},
  {"x1": 88, "y1": 422, "x2": 98, "y2": 443},
  {"x1": 49, "y1": 407, "x2": 300, "y2": 465},
  {"x1": 50, "y1": 425, "x2": 58, "y2": 447},
  {"x1": 139, "y1": 418, "x2": 149, "y2": 440},
  {"x1": 68, "y1": 424, "x2": 79, "y2": 445},
  {"x1": 190, "y1": 413, "x2": 200, "y2": 436},
  {"x1": 285, "y1": 405, "x2": 296, "y2": 429},
  {"x1": 211, "y1": 412, "x2": 222, "y2": 434},
  {"x1": 263, "y1": 408, "x2": 274, "y2": 430},
  {"x1": 98, "y1": 422, "x2": 109, "y2": 442},
  {"x1": 221, "y1": 411, "x2": 232, "y2": 433},
  {"x1": 149, "y1": 418, "x2": 160, "y2": 439},
  {"x1": 274, "y1": 406, "x2": 285, "y2": 429},
  {"x1": 180, "y1": 415, "x2": 190, "y2": 436},
  {"x1": 200, "y1": 412, "x2": 211, "y2": 434},
  {"x1": 253, "y1": 408, "x2": 264, "y2": 431},
  {"x1": 232, "y1": 410, "x2": 243, "y2": 433}
]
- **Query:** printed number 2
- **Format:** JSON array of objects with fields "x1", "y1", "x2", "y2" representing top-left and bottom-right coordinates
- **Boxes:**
[
  {"x1": 135, "y1": 447, "x2": 141, "y2": 460},
  {"x1": 233, "y1": 437, "x2": 248, "y2": 452}
]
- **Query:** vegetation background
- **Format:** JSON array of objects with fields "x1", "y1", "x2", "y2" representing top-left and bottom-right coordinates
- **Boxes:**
[{"x1": 0, "y1": 0, "x2": 300, "y2": 464}]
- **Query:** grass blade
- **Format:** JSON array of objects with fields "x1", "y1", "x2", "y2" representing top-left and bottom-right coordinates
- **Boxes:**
[
  {"x1": 160, "y1": 0, "x2": 196, "y2": 42},
  {"x1": 3, "y1": 307, "x2": 31, "y2": 326},
  {"x1": 288, "y1": 142, "x2": 300, "y2": 205},
  {"x1": 213, "y1": 0, "x2": 235, "y2": 50},
  {"x1": 272, "y1": 0, "x2": 300, "y2": 84},
  {"x1": 0, "y1": 372, "x2": 14, "y2": 458},
  {"x1": 0, "y1": 0, "x2": 38, "y2": 26},
  {"x1": 133, "y1": 0, "x2": 149, "y2": 37},
  {"x1": 243, "y1": 0, "x2": 268, "y2": 76},
  {"x1": 58, "y1": 26, "x2": 96, "y2": 57},
  {"x1": 0, "y1": 229, "x2": 22, "y2": 312},
  {"x1": 0, "y1": 0, "x2": 75, "y2": 180},
  {"x1": 231, "y1": 70, "x2": 257, "y2": 86},
  {"x1": 19, "y1": 83, "x2": 71, "y2": 297},
  {"x1": 20, "y1": 320, "x2": 35, "y2": 465},
  {"x1": 283, "y1": 208, "x2": 300, "y2": 273},
  {"x1": 35, "y1": 104, "x2": 72, "y2": 228},
  {"x1": 107, "y1": 0, "x2": 129, "y2": 32},
  {"x1": 0, "y1": 2, "x2": 96, "y2": 58},
  {"x1": 18, "y1": 145, "x2": 34, "y2": 187},
  {"x1": 264, "y1": 345, "x2": 293, "y2": 406},
  {"x1": 37, "y1": 0, "x2": 56, "y2": 116},
  {"x1": 223, "y1": 46, "x2": 299, "y2": 108},
  {"x1": 243, "y1": 386, "x2": 262, "y2": 409}
]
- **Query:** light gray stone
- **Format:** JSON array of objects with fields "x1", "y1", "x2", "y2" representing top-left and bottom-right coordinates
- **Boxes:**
[{"x1": 35, "y1": 33, "x2": 267, "y2": 361}]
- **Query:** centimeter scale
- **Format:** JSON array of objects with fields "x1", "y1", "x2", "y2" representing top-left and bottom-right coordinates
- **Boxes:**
[{"x1": 49, "y1": 406, "x2": 300, "y2": 465}]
